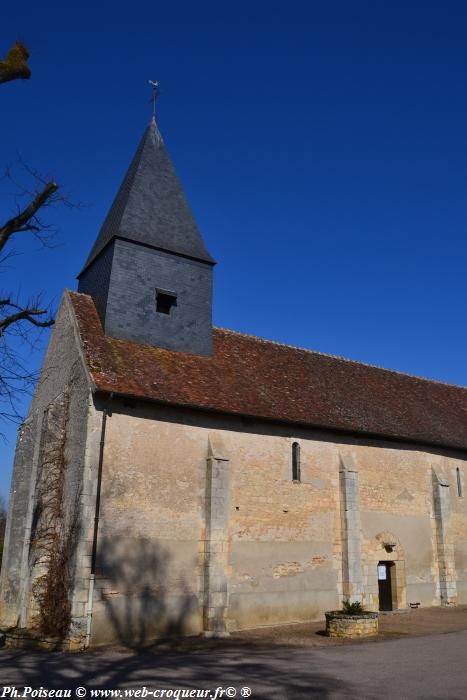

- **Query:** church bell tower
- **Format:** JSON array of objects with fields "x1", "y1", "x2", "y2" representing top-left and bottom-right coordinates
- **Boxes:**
[{"x1": 77, "y1": 113, "x2": 215, "y2": 356}]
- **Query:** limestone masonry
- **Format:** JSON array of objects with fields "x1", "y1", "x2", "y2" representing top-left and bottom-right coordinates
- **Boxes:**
[{"x1": 1, "y1": 114, "x2": 466, "y2": 648}]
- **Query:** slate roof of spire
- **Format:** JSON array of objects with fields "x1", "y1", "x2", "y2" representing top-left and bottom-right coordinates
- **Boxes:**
[
  {"x1": 69, "y1": 291, "x2": 467, "y2": 453},
  {"x1": 79, "y1": 118, "x2": 214, "y2": 274}
]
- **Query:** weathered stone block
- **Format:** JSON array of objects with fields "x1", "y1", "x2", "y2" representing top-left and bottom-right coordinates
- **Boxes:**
[{"x1": 325, "y1": 611, "x2": 378, "y2": 638}]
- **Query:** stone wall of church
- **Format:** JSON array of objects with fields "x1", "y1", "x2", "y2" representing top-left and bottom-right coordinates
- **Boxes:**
[
  {"x1": 88, "y1": 401, "x2": 467, "y2": 643},
  {"x1": 90, "y1": 402, "x2": 207, "y2": 644},
  {"x1": 345, "y1": 444, "x2": 467, "y2": 610},
  {"x1": 227, "y1": 432, "x2": 340, "y2": 630},
  {"x1": 0, "y1": 292, "x2": 93, "y2": 642}
]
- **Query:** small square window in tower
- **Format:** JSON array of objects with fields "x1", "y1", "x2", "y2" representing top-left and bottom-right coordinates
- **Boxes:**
[{"x1": 156, "y1": 289, "x2": 177, "y2": 315}]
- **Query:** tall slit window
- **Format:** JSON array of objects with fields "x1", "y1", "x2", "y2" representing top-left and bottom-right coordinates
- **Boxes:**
[
  {"x1": 457, "y1": 468, "x2": 463, "y2": 497},
  {"x1": 292, "y1": 442, "x2": 301, "y2": 482}
]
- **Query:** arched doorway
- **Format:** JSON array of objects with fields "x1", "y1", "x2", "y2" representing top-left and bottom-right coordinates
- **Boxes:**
[{"x1": 365, "y1": 532, "x2": 406, "y2": 612}]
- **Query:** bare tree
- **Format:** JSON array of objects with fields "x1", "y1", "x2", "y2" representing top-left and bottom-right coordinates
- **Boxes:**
[
  {"x1": 0, "y1": 162, "x2": 60, "y2": 340},
  {"x1": 0, "y1": 41, "x2": 66, "y2": 424}
]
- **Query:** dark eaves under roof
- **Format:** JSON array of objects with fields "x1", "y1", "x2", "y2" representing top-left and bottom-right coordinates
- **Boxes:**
[
  {"x1": 79, "y1": 118, "x2": 214, "y2": 275},
  {"x1": 69, "y1": 291, "x2": 467, "y2": 453}
]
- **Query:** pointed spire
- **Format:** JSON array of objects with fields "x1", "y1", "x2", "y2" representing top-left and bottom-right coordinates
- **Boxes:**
[{"x1": 80, "y1": 117, "x2": 214, "y2": 274}]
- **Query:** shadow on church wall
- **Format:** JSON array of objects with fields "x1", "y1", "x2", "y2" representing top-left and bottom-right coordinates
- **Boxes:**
[
  {"x1": 93, "y1": 536, "x2": 200, "y2": 648},
  {"x1": 104, "y1": 396, "x2": 467, "y2": 462},
  {"x1": 2, "y1": 536, "x2": 349, "y2": 698}
]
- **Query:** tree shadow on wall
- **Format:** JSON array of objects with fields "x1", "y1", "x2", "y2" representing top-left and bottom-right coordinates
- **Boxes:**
[
  {"x1": 0, "y1": 536, "x2": 353, "y2": 698},
  {"x1": 95, "y1": 536, "x2": 198, "y2": 648}
]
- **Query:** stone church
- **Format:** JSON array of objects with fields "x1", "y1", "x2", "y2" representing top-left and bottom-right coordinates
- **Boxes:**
[{"x1": 1, "y1": 113, "x2": 466, "y2": 648}]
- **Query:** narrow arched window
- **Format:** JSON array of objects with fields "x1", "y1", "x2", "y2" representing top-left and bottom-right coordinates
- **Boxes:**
[
  {"x1": 457, "y1": 468, "x2": 463, "y2": 497},
  {"x1": 292, "y1": 442, "x2": 301, "y2": 482}
]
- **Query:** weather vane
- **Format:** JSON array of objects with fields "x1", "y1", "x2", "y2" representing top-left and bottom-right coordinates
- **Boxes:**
[{"x1": 149, "y1": 80, "x2": 160, "y2": 119}]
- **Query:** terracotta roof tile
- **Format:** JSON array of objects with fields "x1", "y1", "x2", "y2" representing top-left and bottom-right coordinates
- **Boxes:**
[{"x1": 69, "y1": 291, "x2": 467, "y2": 451}]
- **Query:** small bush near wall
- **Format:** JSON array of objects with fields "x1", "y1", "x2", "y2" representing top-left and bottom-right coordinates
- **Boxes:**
[{"x1": 341, "y1": 601, "x2": 365, "y2": 615}]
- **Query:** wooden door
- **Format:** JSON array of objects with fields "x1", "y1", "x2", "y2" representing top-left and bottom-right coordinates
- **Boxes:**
[{"x1": 378, "y1": 562, "x2": 393, "y2": 611}]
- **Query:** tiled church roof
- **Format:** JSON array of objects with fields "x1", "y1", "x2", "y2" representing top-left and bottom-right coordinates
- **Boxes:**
[{"x1": 69, "y1": 291, "x2": 467, "y2": 451}]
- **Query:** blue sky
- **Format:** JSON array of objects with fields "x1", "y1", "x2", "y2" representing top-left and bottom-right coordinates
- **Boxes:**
[{"x1": 1, "y1": 0, "x2": 467, "y2": 498}]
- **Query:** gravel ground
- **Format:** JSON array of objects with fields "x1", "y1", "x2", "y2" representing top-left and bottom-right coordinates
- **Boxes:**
[{"x1": 227, "y1": 603, "x2": 467, "y2": 648}]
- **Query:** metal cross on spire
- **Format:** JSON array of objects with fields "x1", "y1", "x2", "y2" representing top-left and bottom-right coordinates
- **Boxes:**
[{"x1": 148, "y1": 80, "x2": 160, "y2": 121}]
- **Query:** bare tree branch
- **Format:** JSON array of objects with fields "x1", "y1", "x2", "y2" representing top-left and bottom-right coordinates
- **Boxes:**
[
  {"x1": 0, "y1": 41, "x2": 66, "y2": 429},
  {"x1": 0, "y1": 181, "x2": 58, "y2": 253},
  {"x1": 0, "y1": 304, "x2": 54, "y2": 336},
  {"x1": 0, "y1": 294, "x2": 54, "y2": 334},
  {"x1": 0, "y1": 41, "x2": 31, "y2": 85}
]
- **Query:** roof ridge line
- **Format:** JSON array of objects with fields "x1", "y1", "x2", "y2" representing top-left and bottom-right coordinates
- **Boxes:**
[{"x1": 213, "y1": 326, "x2": 467, "y2": 391}]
